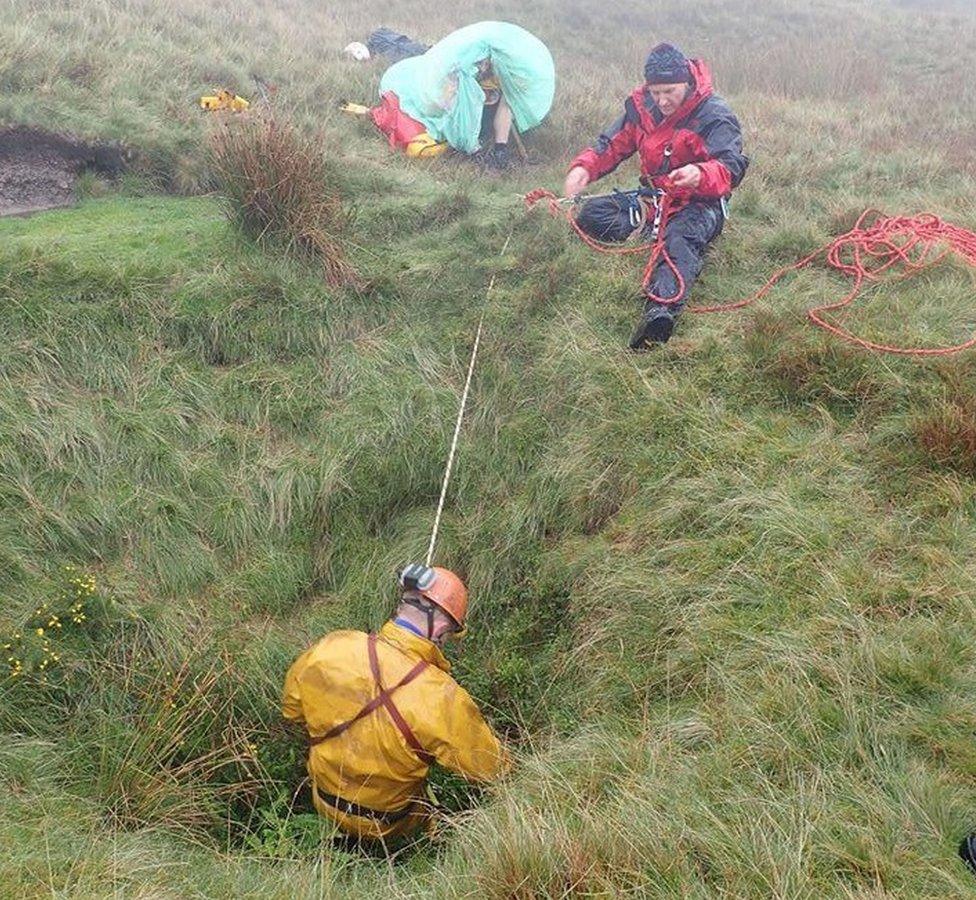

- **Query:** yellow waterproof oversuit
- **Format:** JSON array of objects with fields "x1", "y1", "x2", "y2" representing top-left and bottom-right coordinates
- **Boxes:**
[{"x1": 282, "y1": 620, "x2": 508, "y2": 839}]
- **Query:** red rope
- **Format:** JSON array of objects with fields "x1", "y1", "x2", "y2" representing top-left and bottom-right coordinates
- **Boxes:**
[
  {"x1": 524, "y1": 188, "x2": 685, "y2": 304},
  {"x1": 525, "y1": 194, "x2": 976, "y2": 357}
]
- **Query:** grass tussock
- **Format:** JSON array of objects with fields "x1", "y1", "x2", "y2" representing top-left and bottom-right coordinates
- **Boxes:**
[
  {"x1": 207, "y1": 112, "x2": 357, "y2": 286},
  {"x1": 742, "y1": 310, "x2": 886, "y2": 411},
  {"x1": 915, "y1": 397, "x2": 976, "y2": 477},
  {"x1": 86, "y1": 646, "x2": 261, "y2": 836},
  {"x1": 1, "y1": 567, "x2": 290, "y2": 844},
  {"x1": 910, "y1": 361, "x2": 976, "y2": 477}
]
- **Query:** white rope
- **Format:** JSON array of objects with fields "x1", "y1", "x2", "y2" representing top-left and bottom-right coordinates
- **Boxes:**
[{"x1": 425, "y1": 230, "x2": 513, "y2": 566}]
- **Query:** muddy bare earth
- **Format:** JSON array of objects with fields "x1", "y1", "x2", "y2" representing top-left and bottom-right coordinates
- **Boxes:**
[{"x1": 0, "y1": 127, "x2": 127, "y2": 217}]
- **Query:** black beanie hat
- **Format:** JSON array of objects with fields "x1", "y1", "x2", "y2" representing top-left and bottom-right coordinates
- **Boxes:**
[{"x1": 644, "y1": 43, "x2": 691, "y2": 84}]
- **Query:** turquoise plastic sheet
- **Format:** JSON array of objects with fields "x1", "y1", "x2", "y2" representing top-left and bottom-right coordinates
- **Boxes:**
[{"x1": 379, "y1": 21, "x2": 556, "y2": 153}]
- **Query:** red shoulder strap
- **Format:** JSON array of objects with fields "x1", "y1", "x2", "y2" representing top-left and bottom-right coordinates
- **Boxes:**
[
  {"x1": 308, "y1": 633, "x2": 432, "y2": 766},
  {"x1": 367, "y1": 634, "x2": 436, "y2": 766}
]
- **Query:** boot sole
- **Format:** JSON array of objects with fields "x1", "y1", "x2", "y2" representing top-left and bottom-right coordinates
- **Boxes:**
[{"x1": 629, "y1": 314, "x2": 674, "y2": 350}]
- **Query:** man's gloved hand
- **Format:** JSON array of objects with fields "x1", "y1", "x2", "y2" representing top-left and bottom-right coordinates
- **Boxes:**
[{"x1": 563, "y1": 166, "x2": 590, "y2": 198}]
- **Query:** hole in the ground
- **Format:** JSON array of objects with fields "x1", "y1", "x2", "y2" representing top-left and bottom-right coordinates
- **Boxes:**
[{"x1": 0, "y1": 126, "x2": 128, "y2": 217}]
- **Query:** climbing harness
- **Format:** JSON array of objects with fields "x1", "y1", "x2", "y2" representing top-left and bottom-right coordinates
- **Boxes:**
[
  {"x1": 567, "y1": 187, "x2": 660, "y2": 233},
  {"x1": 312, "y1": 783, "x2": 416, "y2": 825},
  {"x1": 526, "y1": 190, "x2": 976, "y2": 357},
  {"x1": 307, "y1": 635, "x2": 431, "y2": 822},
  {"x1": 424, "y1": 230, "x2": 514, "y2": 565},
  {"x1": 308, "y1": 633, "x2": 431, "y2": 755},
  {"x1": 525, "y1": 187, "x2": 685, "y2": 306},
  {"x1": 539, "y1": 187, "x2": 663, "y2": 238}
]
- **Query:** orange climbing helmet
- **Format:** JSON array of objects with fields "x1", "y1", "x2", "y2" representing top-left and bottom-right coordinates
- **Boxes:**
[{"x1": 398, "y1": 563, "x2": 469, "y2": 630}]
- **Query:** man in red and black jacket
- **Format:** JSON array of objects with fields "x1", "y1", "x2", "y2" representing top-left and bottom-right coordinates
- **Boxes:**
[{"x1": 564, "y1": 43, "x2": 748, "y2": 349}]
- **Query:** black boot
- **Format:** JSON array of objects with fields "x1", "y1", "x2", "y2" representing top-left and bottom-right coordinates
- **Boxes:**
[
  {"x1": 479, "y1": 143, "x2": 512, "y2": 171},
  {"x1": 629, "y1": 306, "x2": 675, "y2": 350},
  {"x1": 960, "y1": 834, "x2": 976, "y2": 874}
]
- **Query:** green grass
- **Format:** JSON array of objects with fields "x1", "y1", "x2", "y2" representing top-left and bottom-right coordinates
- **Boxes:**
[{"x1": 4, "y1": 0, "x2": 976, "y2": 896}]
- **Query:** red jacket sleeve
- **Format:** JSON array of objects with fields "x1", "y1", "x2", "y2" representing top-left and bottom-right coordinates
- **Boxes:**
[
  {"x1": 694, "y1": 160, "x2": 733, "y2": 198},
  {"x1": 569, "y1": 107, "x2": 640, "y2": 183},
  {"x1": 692, "y1": 113, "x2": 747, "y2": 199}
]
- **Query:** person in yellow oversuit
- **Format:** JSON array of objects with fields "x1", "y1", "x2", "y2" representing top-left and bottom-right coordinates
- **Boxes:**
[{"x1": 282, "y1": 563, "x2": 509, "y2": 841}]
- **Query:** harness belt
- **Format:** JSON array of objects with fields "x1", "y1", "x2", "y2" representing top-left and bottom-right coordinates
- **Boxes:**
[
  {"x1": 311, "y1": 782, "x2": 417, "y2": 826},
  {"x1": 601, "y1": 187, "x2": 666, "y2": 240}
]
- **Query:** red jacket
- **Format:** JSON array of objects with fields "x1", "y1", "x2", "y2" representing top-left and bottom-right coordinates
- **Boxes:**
[
  {"x1": 370, "y1": 91, "x2": 426, "y2": 149},
  {"x1": 570, "y1": 60, "x2": 748, "y2": 201}
]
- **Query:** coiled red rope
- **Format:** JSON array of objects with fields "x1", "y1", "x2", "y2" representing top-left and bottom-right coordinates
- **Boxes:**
[{"x1": 525, "y1": 192, "x2": 976, "y2": 356}]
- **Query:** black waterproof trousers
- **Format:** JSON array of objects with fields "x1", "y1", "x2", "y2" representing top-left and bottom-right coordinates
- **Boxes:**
[
  {"x1": 366, "y1": 28, "x2": 429, "y2": 62},
  {"x1": 576, "y1": 195, "x2": 725, "y2": 320}
]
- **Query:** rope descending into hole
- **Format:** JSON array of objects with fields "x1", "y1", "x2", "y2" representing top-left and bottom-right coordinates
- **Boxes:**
[{"x1": 425, "y1": 230, "x2": 514, "y2": 566}]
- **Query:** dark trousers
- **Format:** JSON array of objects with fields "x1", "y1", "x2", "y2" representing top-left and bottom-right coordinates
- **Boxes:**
[
  {"x1": 366, "y1": 28, "x2": 429, "y2": 62},
  {"x1": 576, "y1": 196, "x2": 725, "y2": 318}
]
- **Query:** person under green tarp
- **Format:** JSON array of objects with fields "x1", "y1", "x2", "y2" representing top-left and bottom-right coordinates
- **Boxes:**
[{"x1": 365, "y1": 21, "x2": 555, "y2": 170}]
